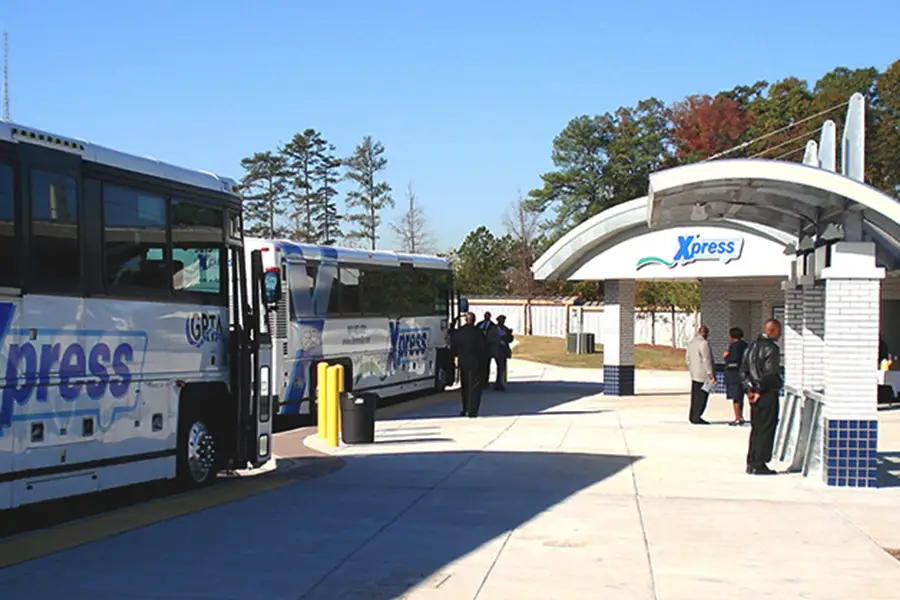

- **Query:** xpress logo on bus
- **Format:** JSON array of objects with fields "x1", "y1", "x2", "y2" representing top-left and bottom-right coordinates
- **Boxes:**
[
  {"x1": 388, "y1": 322, "x2": 430, "y2": 370},
  {"x1": 0, "y1": 303, "x2": 147, "y2": 431},
  {"x1": 636, "y1": 234, "x2": 744, "y2": 270}
]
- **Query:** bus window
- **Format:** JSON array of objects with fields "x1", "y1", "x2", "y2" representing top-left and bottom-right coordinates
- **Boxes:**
[
  {"x1": 0, "y1": 163, "x2": 15, "y2": 288},
  {"x1": 340, "y1": 267, "x2": 362, "y2": 315},
  {"x1": 172, "y1": 200, "x2": 224, "y2": 298},
  {"x1": 102, "y1": 183, "x2": 168, "y2": 293},
  {"x1": 30, "y1": 170, "x2": 80, "y2": 290}
]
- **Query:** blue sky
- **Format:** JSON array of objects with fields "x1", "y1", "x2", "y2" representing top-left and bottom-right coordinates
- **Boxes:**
[{"x1": 4, "y1": 0, "x2": 899, "y2": 251}]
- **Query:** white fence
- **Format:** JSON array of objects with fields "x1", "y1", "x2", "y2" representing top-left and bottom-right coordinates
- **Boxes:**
[{"x1": 467, "y1": 298, "x2": 697, "y2": 349}]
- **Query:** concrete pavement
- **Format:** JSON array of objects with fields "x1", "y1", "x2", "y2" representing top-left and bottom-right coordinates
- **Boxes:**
[{"x1": 1, "y1": 358, "x2": 899, "y2": 599}]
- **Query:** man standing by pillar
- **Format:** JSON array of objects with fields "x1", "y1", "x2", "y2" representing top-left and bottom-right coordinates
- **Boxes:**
[
  {"x1": 740, "y1": 319, "x2": 783, "y2": 475},
  {"x1": 686, "y1": 325, "x2": 715, "y2": 424},
  {"x1": 451, "y1": 312, "x2": 490, "y2": 418}
]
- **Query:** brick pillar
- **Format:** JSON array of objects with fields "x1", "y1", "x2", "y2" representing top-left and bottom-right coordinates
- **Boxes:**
[
  {"x1": 603, "y1": 279, "x2": 635, "y2": 396},
  {"x1": 801, "y1": 282, "x2": 825, "y2": 392},
  {"x1": 821, "y1": 242, "x2": 884, "y2": 488},
  {"x1": 699, "y1": 281, "x2": 729, "y2": 393},
  {"x1": 781, "y1": 281, "x2": 804, "y2": 391}
]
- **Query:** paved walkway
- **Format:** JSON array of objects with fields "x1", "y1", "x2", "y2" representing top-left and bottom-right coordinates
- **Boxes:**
[{"x1": 2, "y1": 359, "x2": 899, "y2": 599}]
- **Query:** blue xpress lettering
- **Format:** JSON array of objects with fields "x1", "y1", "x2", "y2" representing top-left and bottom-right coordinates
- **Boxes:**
[
  {"x1": 388, "y1": 322, "x2": 430, "y2": 370},
  {"x1": 1, "y1": 339, "x2": 134, "y2": 428},
  {"x1": 672, "y1": 235, "x2": 742, "y2": 265},
  {"x1": 636, "y1": 234, "x2": 744, "y2": 270}
]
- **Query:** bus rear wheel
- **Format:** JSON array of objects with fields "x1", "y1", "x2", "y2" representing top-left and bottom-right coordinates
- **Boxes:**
[{"x1": 176, "y1": 415, "x2": 219, "y2": 488}]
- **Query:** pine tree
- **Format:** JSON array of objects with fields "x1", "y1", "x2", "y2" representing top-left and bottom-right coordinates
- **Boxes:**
[
  {"x1": 281, "y1": 129, "x2": 323, "y2": 242},
  {"x1": 312, "y1": 145, "x2": 343, "y2": 245},
  {"x1": 343, "y1": 136, "x2": 393, "y2": 250},
  {"x1": 238, "y1": 151, "x2": 289, "y2": 237}
]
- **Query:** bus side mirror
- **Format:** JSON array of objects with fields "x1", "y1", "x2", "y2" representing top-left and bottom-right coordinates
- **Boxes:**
[
  {"x1": 459, "y1": 297, "x2": 469, "y2": 313},
  {"x1": 263, "y1": 268, "x2": 282, "y2": 308}
]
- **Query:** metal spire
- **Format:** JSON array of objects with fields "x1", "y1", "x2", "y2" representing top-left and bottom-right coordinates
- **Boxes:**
[{"x1": 2, "y1": 30, "x2": 9, "y2": 121}]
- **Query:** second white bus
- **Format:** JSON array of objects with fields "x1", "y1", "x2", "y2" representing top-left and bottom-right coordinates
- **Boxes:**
[{"x1": 246, "y1": 238, "x2": 459, "y2": 419}]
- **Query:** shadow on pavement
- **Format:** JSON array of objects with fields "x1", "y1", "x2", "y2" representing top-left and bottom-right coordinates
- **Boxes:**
[
  {"x1": 0, "y1": 448, "x2": 640, "y2": 600},
  {"x1": 383, "y1": 380, "x2": 606, "y2": 422}
]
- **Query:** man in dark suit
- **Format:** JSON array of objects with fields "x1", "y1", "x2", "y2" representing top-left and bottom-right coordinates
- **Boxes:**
[
  {"x1": 451, "y1": 312, "x2": 490, "y2": 417},
  {"x1": 740, "y1": 319, "x2": 783, "y2": 475}
]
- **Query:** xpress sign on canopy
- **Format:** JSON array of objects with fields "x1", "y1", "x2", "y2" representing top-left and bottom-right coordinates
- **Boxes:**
[{"x1": 636, "y1": 234, "x2": 744, "y2": 270}]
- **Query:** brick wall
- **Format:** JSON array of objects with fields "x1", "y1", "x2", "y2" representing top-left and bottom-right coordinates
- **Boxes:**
[
  {"x1": 823, "y1": 278, "x2": 880, "y2": 420},
  {"x1": 783, "y1": 286, "x2": 804, "y2": 389},
  {"x1": 802, "y1": 283, "x2": 825, "y2": 391}
]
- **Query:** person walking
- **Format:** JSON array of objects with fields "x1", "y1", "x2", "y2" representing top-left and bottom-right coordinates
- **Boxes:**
[
  {"x1": 450, "y1": 312, "x2": 490, "y2": 417},
  {"x1": 739, "y1": 319, "x2": 783, "y2": 475},
  {"x1": 686, "y1": 325, "x2": 715, "y2": 424},
  {"x1": 488, "y1": 314, "x2": 514, "y2": 390},
  {"x1": 723, "y1": 327, "x2": 749, "y2": 426}
]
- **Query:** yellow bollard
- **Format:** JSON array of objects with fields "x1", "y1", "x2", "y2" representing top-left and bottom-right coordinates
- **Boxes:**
[
  {"x1": 334, "y1": 364, "x2": 345, "y2": 439},
  {"x1": 326, "y1": 365, "x2": 340, "y2": 447},
  {"x1": 317, "y1": 361, "x2": 329, "y2": 439}
]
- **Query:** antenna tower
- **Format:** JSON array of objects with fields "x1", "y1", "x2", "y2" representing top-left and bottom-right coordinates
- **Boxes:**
[{"x1": 3, "y1": 30, "x2": 9, "y2": 121}]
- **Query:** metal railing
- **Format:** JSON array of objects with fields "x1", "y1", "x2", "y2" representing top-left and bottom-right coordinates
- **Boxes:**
[{"x1": 773, "y1": 385, "x2": 825, "y2": 476}]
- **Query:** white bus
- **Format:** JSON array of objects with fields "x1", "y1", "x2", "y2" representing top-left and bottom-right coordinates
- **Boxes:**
[
  {"x1": 245, "y1": 238, "x2": 462, "y2": 420},
  {"x1": 0, "y1": 121, "x2": 280, "y2": 510}
]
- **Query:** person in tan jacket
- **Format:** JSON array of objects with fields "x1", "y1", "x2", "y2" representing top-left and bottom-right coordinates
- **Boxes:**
[{"x1": 685, "y1": 325, "x2": 715, "y2": 424}]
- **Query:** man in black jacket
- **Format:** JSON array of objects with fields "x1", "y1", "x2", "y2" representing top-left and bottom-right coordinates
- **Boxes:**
[
  {"x1": 739, "y1": 319, "x2": 783, "y2": 475},
  {"x1": 451, "y1": 312, "x2": 490, "y2": 417}
]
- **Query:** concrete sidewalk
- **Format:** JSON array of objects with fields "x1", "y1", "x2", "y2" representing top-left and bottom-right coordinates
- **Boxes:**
[{"x1": 2, "y1": 359, "x2": 899, "y2": 599}]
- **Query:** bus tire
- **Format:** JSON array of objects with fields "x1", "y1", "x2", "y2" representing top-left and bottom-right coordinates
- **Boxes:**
[
  {"x1": 175, "y1": 405, "x2": 220, "y2": 489},
  {"x1": 434, "y1": 350, "x2": 452, "y2": 392}
]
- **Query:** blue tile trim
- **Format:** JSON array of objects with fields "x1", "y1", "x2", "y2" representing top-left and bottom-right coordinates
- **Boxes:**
[
  {"x1": 603, "y1": 365, "x2": 635, "y2": 396},
  {"x1": 713, "y1": 362, "x2": 726, "y2": 394},
  {"x1": 824, "y1": 419, "x2": 878, "y2": 488}
]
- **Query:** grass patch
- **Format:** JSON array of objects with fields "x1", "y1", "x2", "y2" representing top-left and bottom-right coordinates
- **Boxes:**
[{"x1": 512, "y1": 335, "x2": 687, "y2": 371}]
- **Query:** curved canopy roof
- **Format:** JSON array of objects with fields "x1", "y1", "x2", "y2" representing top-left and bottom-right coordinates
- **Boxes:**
[
  {"x1": 531, "y1": 196, "x2": 795, "y2": 281},
  {"x1": 648, "y1": 159, "x2": 900, "y2": 270}
]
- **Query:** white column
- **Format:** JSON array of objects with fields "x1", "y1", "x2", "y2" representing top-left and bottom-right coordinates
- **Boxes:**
[
  {"x1": 821, "y1": 241, "x2": 884, "y2": 488},
  {"x1": 603, "y1": 279, "x2": 635, "y2": 396}
]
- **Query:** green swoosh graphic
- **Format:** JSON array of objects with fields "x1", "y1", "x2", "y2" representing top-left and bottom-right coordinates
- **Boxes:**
[{"x1": 635, "y1": 256, "x2": 675, "y2": 269}]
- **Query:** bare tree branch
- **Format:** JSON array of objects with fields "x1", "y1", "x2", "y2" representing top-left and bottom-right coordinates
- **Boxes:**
[{"x1": 390, "y1": 181, "x2": 435, "y2": 253}]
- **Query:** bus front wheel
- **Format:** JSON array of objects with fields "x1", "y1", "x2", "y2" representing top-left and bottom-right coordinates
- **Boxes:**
[{"x1": 176, "y1": 413, "x2": 219, "y2": 488}]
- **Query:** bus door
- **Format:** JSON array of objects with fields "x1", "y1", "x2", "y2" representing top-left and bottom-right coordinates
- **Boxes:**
[{"x1": 247, "y1": 249, "x2": 278, "y2": 466}]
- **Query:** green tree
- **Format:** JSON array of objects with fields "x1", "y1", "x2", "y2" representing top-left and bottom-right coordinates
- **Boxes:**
[
  {"x1": 525, "y1": 114, "x2": 615, "y2": 239},
  {"x1": 343, "y1": 136, "x2": 394, "y2": 250},
  {"x1": 239, "y1": 151, "x2": 289, "y2": 237},
  {"x1": 312, "y1": 145, "x2": 343, "y2": 245},
  {"x1": 870, "y1": 60, "x2": 900, "y2": 195},
  {"x1": 452, "y1": 226, "x2": 509, "y2": 296},
  {"x1": 527, "y1": 98, "x2": 672, "y2": 241},
  {"x1": 281, "y1": 129, "x2": 327, "y2": 242}
]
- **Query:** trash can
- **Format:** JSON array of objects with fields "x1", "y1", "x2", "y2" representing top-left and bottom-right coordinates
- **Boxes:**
[{"x1": 340, "y1": 392, "x2": 377, "y2": 444}]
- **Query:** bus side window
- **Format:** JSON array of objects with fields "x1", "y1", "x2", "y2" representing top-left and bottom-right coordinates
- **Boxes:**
[
  {"x1": 30, "y1": 170, "x2": 80, "y2": 291},
  {"x1": 171, "y1": 200, "x2": 224, "y2": 299},
  {"x1": 102, "y1": 183, "x2": 168, "y2": 293},
  {"x1": 0, "y1": 163, "x2": 16, "y2": 288}
]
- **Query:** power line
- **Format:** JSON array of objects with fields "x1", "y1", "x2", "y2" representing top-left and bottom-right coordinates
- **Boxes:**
[
  {"x1": 703, "y1": 99, "x2": 850, "y2": 162},
  {"x1": 750, "y1": 127, "x2": 820, "y2": 159}
]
